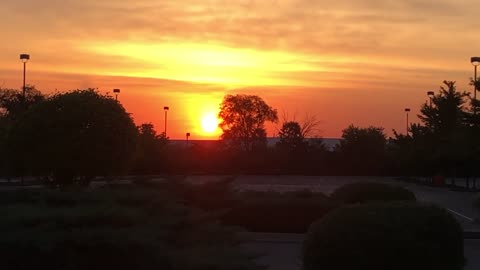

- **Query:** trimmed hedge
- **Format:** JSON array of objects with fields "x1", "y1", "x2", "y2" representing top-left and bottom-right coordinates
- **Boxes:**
[
  {"x1": 303, "y1": 202, "x2": 464, "y2": 270},
  {"x1": 222, "y1": 190, "x2": 338, "y2": 233},
  {"x1": 330, "y1": 181, "x2": 416, "y2": 204},
  {"x1": 0, "y1": 186, "x2": 263, "y2": 270}
]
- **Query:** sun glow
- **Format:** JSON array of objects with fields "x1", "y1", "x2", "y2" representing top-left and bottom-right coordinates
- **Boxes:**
[{"x1": 201, "y1": 113, "x2": 219, "y2": 133}]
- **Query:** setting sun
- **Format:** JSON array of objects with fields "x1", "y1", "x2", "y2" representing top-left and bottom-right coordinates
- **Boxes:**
[{"x1": 201, "y1": 114, "x2": 219, "y2": 134}]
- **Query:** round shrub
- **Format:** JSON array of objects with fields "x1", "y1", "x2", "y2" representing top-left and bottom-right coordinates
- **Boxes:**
[
  {"x1": 330, "y1": 181, "x2": 416, "y2": 204},
  {"x1": 303, "y1": 202, "x2": 464, "y2": 270}
]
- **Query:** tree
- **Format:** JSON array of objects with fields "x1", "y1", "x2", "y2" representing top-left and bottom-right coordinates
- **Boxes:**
[
  {"x1": 416, "y1": 81, "x2": 472, "y2": 179},
  {"x1": 418, "y1": 81, "x2": 469, "y2": 136},
  {"x1": 338, "y1": 125, "x2": 387, "y2": 175},
  {"x1": 0, "y1": 86, "x2": 45, "y2": 119},
  {"x1": 0, "y1": 86, "x2": 45, "y2": 178},
  {"x1": 277, "y1": 121, "x2": 306, "y2": 151},
  {"x1": 133, "y1": 123, "x2": 168, "y2": 174},
  {"x1": 218, "y1": 94, "x2": 278, "y2": 152},
  {"x1": 6, "y1": 89, "x2": 138, "y2": 185}
]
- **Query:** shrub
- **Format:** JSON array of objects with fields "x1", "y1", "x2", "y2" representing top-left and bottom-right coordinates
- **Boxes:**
[
  {"x1": 330, "y1": 181, "x2": 416, "y2": 204},
  {"x1": 303, "y1": 202, "x2": 464, "y2": 270},
  {"x1": 173, "y1": 176, "x2": 237, "y2": 210},
  {"x1": 0, "y1": 186, "x2": 263, "y2": 270},
  {"x1": 222, "y1": 191, "x2": 337, "y2": 233}
]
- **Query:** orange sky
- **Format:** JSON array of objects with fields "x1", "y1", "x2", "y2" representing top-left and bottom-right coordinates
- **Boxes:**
[{"x1": 1, "y1": 0, "x2": 479, "y2": 139}]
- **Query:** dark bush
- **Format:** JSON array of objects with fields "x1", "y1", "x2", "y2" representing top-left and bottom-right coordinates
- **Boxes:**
[
  {"x1": 0, "y1": 186, "x2": 263, "y2": 270},
  {"x1": 173, "y1": 176, "x2": 238, "y2": 210},
  {"x1": 303, "y1": 202, "x2": 464, "y2": 270},
  {"x1": 330, "y1": 181, "x2": 416, "y2": 204},
  {"x1": 222, "y1": 191, "x2": 337, "y2": 233}
]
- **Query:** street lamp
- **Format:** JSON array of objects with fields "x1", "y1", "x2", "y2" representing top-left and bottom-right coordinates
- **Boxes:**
[
  {"x1": 471, "y1": 56, "x2": 480, "y2": 115},
  {"x1": 113, "y1": 88, "x2": 120, "y2": 101},
  {"x1": 186, "y1": 132, "x2": 190, "y2": 146},
  {"x1": 405, "y1": 108, "x2": 411, "y2": 135},
  {"x1": 19, "y1": 54, "x2": 30, "y2": 101},
  {"x1": 427, "y1": 91, "x2": 435, "y2": 107},
  {"x1": 164, "y1": 106, "x2": 169, "y2": 137}
]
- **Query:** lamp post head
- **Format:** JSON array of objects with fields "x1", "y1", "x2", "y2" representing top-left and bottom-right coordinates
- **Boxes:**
[
  {"x1": 113, "y1": 88, "x2": 120, "y2": 94},
  {"x1": 427, "y1": 91, "x2": 435, "y2": 96},
  {"x1": 471, "y1": 57, "x2": 480, "y2": 66},
  {"x1": 186, "y1": 132, "x2": 190, "y2": 137},
  {"x1": 164, "y1": 106, "x2": 169, "y2": 111},
  {"x1": 20, "y1": 54, "x2": 30, "y2": 63},
  {"x1": 405, "y1": 108, "x2": 411, "y2": 112}
]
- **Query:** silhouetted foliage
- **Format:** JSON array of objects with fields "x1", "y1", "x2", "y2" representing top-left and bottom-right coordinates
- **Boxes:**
[
  {"x1": 303, "y1": 202, "x2": 464, "y2": 270},
  {"x1": 132, "y1": 123, "x2": 168, "y2": 174},
  {"x1": 330, "y1": 182, "x2": 416, "y2": 204},
  {"x1": 0, "y1": 86, "x2": 45, "y2": 119},
  {"x1": 0, "y1": 186, "x2": 263, "y2": 270},
  {"x1": 337, "y1": 125, "x2": 387, "y2": 175},
  {"x1": 222, "y1": 190, "x2": 337, "y2": 233},
  {"x1": 418, "y1": 81, "x2": 468, "y2": 136},
  {"x1": 277, "y1": 121, "x2": 306, "y2": 151},
  {"x1": 6, "y1": 89, "x2": 137, "y2": 185},
  {"x1": 219, "y1": 94, "x2": 278, "y2": 152},
  {"x1": 389, "y1": 80, "x2": 480, "y2": 181}
]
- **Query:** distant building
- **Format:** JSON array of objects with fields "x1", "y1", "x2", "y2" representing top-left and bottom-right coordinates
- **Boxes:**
[{"x1": 170, "y1": 137, "x2": 340, "y2": 150}]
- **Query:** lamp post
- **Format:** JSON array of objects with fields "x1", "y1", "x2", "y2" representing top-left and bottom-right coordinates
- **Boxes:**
[
  {"x1": 19, "y1": 54, "x2": 30, "y2": 101},
  {"x1": 186, "y1": 132, "x2": 190, "y2": 146},
  {"x1": 427, "y1": 91, "x2": 435, "y2": 107},
  {"x1": 113, "y1": 89, "x2": 120, "y2": 101},
  {"x1": 164, "y1": 106, "x2": 169, "y2": 137},
  {"x1": 405, "y1": 108, "x2": 411, "y2": 135},
  {"x1": 472, "y1": 57, "x2": 480, "y2": 115}
]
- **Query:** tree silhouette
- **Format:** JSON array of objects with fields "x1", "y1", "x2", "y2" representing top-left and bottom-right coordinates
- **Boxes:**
[
  {"x1": 338, "y1": 125, "x2": 387, "y2": 175},
  {"x1": 218, "y1": 94, "x2": 278, "y2": 152},
  {"x1": 418, "y1": 81, "x2": 469, "y2": 136},
  {"x1": 277, "y1": 121, "x2": 306, "y2": 151},
  {"x1": 6, "y1": 89, "x2": 137, "y2": 185},
  {"x1": 133, "y1": 123, "x2": 168, "y2": 174},
  {"x1": 0, "y1": 86, "x2": 45, "y2": 119}
]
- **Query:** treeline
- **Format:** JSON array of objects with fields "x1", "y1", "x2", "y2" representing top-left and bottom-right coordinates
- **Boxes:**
[
  {"x1": 1, "y1": 80, "x2": 479, "y2": 185},
  {"x1": 131, "y1": 80, "x2": 480, "y2": 178}
]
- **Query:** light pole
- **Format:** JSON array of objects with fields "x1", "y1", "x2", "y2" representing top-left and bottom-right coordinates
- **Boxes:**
[
  {"x1": 164, "y1": 106, "x2": 169, "y2": 137},
  {"x1": 472, "y1": 57, "x2": 480, "y2": 115},
  {"x1": 20, "y1": 54, "x2": 30, "y2": 101},
  {"x1": 405, "y1": 108, "x2": 411, "y2": 135},
  {"x1": 186, "y1": 132, "x2": 190, "y2": 146},
  {"x1": 427, "y1": 91, "x2": 435, "y2": 107},
  {"x1": 113, "y1": 88, "x2": 120, "y2": 101}
]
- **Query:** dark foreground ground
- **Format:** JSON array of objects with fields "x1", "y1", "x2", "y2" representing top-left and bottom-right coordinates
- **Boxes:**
[
  {"x1": 2, "y1": 175, "x2": 478, "y2": 269},
  {"x1": 187, "y1": 175, "x2": 480, "y2": 270}
]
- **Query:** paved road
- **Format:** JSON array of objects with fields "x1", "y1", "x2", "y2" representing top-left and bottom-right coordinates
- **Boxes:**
[{"x1": 243, "y1": 233, "x2": 480, "y2": 270}]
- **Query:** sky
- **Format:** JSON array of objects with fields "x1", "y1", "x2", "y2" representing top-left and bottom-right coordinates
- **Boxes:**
[{"x1": 1, "y1": 0, "x2": 479, "y2": 139}]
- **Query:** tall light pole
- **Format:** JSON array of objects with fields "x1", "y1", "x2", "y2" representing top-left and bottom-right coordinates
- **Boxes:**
[
  {"x1": 113, "y1": 88, "x2": 120, "y2": 101},
  {"x1": 405, "y1": 108, "x2": 411, "y2": 135},
  {"x1": 164, "y1": 106, "x2": 169, "y2": 137},
  {"x1": 427, "y1": 91, "x2": 435, "y2": 107},
  {"x1": 20, "y1": 54, "x2": 30, "y2": 101},
  {"x1": 472, "y1": 57, "x2": 480, "y2": 115}
]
